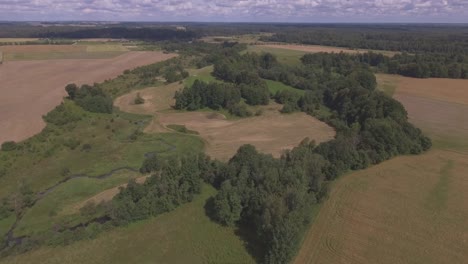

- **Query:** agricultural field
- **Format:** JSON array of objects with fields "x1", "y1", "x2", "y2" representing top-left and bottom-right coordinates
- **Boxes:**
[
  {"x1": 0, "y1": 50, "x2": 176, "y2": 143},
  {"x1": 294, "y1": 75, "x2": 468, "y2": 264},
  {"x1": 0, "y1": 38, "x2": 39, "y2": 43},
  {"x1": 0, "y1": 44, "x2": 131, "y2": 61}
]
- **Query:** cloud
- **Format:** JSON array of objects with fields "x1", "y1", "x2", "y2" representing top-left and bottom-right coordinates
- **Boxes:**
[{"x1": 0, "y1": 0, "x2": 467, "y2": 22}]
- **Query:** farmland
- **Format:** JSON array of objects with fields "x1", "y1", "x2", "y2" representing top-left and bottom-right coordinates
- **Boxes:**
[
  {"x1": 0, "y1": 49, "x2": 176, "y2": 143},
  {"x1": 294, "y1": 75, "x2": 468, "y2": 264}
]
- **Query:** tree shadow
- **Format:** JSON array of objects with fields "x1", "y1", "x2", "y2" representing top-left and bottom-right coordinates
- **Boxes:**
[{"x1": 203, "y1": 197, "x2": 265, "y2": 263}]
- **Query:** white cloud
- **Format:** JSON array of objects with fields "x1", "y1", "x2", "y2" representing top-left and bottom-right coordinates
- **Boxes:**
[{"x1": 0, "y1": 0, "x2": 467, "y2": 21}]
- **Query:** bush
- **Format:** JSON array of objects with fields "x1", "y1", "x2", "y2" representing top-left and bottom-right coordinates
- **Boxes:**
[
  {"x1": 1, "y1": 141, "x2": 17, "y2": 151},
  {"x1": 134, "y1": 93, "x2": 145, "y2": 105}
]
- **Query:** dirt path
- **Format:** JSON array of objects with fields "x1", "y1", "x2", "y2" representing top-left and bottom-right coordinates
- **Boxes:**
[{"x1": 0, "y1": 51, "x2": 176, "y2": 144}]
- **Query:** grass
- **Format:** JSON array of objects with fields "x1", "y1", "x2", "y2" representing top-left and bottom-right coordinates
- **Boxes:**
[
  {"x1": 265, "y1": 79, "x2": 305, "y2": 95},
  {"x1": 0, "y1": 38, "x2": 38, "y2": 43},
  {"x1": 167, "y1": 124, "x2": 199, "y2": 135},
  {"x1": 0, "y1": 102, "x2": 203, "y2": 206},
  {"x1": 294, "y1": 150, "x2": 468, "y2": 264},
  {"x1": 0, "y1": 185, "x2": 255, "y2": 264},
  {"x1": 376, "y1": 74, "x2": 399, "y2": 96},
  {"x1": 14, "y1": 170, "x2": 140, "y2": 237},
  {"x1": 3, "y1": 51, "x2": 126, "y2": 61},
  {"x1": 245, "y1": 45, "x2": 306, "y2": 66},
  {"x1": 184, "y1": 65, "x2": 218, "y2": 86},
  {"x1": 1, "y1": 43, "x2": 129, "y2": 61}
]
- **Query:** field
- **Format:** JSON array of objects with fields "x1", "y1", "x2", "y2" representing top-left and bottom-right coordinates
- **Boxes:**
[
  {"x1": 157, "y1": 106, "x2": 335, "y2": 161},
  {"x1": 0, "y1": 44, "x2": 131, "y2": 61},
  {"x1": 0, "y1": 185, "x2": 256, "y2": 264},
  {"x1": 114, "y1": 70, "x2": 335, "y2": 161},
  {"x1": 0, "y1": 38, "x2": 39, "y2": 43},
  {"x1": 0, "y1": 51, "x2": 176, "y2": 144},
  {"x1": 294, "y1": 75, "x2": 468, "y2": 263}
]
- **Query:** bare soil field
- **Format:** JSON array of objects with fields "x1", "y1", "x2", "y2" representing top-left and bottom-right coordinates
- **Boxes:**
[
  {"x1": 260, "y1": 44, "x2": 399, "y2": 56},
  {"x1": 0, "y1": 51, "x2": 176, "y2": 144},
  {"x1": 294, "y1": 150, "x2": 468, "y2": 264},
  {"x1": 157, "y1": 106, "x2": 335, "y2": 160}
]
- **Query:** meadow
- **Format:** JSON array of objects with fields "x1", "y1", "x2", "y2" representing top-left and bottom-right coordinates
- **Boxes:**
[{"x1": 0, "y1": 185, "x2": 256, "y2": 264}]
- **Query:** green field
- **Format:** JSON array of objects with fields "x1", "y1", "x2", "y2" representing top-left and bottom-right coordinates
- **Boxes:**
[
  {"x1": 265, "y1": 79, "x2": 305, "y2": 95},
  {"x1": 0, "y1": 185, "x2": 255, "y2": 264},
  {"x1": 184, "y1": 65, "x2": 218, "y2": 86},
  {"x1": 245, "y1": 45, "x2": 306, "y2": 66}
]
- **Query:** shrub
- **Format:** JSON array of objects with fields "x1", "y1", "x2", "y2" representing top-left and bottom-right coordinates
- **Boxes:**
[{"x1": 1, "y1": 141, "x2": 17, "y2": 151}]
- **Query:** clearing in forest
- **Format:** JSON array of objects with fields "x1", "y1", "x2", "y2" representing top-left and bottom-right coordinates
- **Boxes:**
[
  {"x1": 114, "y1": 78, "x2": 335, "y2": 161},
  {"x1": 0, "y1": 51, "x2": 176, "y2": 144},
  {"x1": 295, "y1": 74, "x2": 468, "y2": 264}
]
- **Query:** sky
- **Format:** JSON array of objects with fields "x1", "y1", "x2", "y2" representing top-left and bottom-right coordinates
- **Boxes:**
[{"x1": 1, "y1": 0, "x2": 468, "y2": 23}]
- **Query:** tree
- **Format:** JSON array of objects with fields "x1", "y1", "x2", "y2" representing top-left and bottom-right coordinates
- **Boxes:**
[{"x1": 65, "y1": 83, "x2": 78, "y2": 99}]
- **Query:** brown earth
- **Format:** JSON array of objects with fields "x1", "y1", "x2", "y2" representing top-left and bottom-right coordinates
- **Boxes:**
[
  {"x1": 114, "y1": 83, "x2": 335, "y2": 161},
  {"x1": 261, "y1": 44, "x2": 399, "y2": 56},
  {"x1": 0, "y1": 51, "x2": 176, "y2": 144},
  {"x1": 157, "y1": 106, "x2": 335, "y2": 161}
]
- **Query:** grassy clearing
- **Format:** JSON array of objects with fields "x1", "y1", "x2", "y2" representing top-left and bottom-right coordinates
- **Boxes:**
[
  {"x1": 376, "y1": 74, "x2": 399, "y2": 96},
  {"x1": 265, "y1": 79, "x2": 305, "y2": 95},
  {"x1": 167, "y1": 124, "x2": 199, "y2": 135},
  {"x1": 14, "y1": 170, "x2": 140, "y2": 237},
  {"x1": 184, "y1": 65, "x2": 218, "y2": 86},
  {"x1": 0, "y1": 185, "x2": 255, "y2": 264},
  {"x1": 0, "y1": 102, "x2": 203, "y2": 200},
  {"x1": 245, "y1": 45, "x2": 305, "y2": 66}
]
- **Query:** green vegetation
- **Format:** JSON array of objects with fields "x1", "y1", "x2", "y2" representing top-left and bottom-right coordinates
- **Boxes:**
[
  {"x1": 246, "y1": 45, "x2": 305, "y2": 66},
  {"x1": 265, "y1": 79, "x2": 305, "y2": 95},
  {"x1": 0, "y1": 185, "x2": 255, "y2": 264},
  {"x1": 133, "y1": 93, "x2": 144, "y2": 105},
  {"x1": 167, "y1": 124, "x2": 199, "y2": 135}
]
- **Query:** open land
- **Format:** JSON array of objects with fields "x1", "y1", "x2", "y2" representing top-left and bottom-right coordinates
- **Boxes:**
[
  {"x1": 0, "y1": 50, "x2": 176, "y2": 144},
  {"x1": 0, "y1": 185, "x2": 256, "y2": 264},
  {"x1": 114, "y1": 69, "x2": 335, "y2": 161},
  {"x1": 294, "y1": 75, "x2": 468, "y2": 264}
]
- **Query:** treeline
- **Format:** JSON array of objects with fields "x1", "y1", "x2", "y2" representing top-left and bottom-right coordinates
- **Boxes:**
[
  {"x1": 64, "y1": 83, "x2": 113, "y2": 113},
  {"x1": 301, "y1": 52, "x2": 468, "y2": 79},
  {"x1": 262, "y1": 26, "x2": 468, "y2": 54}
]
